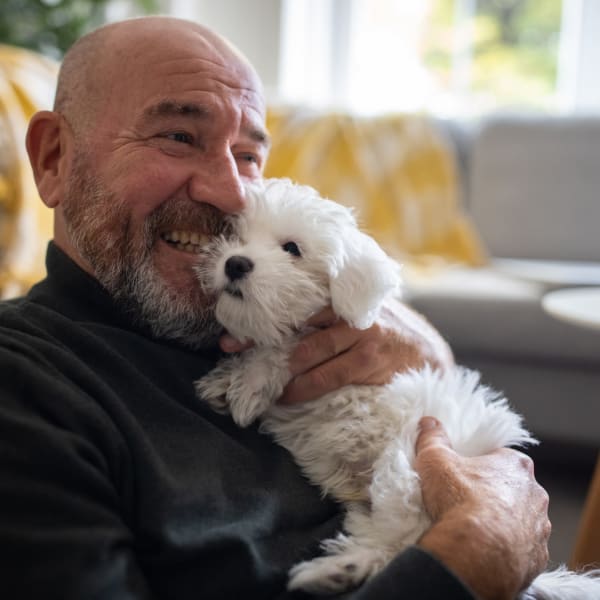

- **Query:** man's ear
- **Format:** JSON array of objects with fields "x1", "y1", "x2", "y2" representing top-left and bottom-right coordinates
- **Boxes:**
[{"x1": 25, "y1": 110, "x2": 72, "y2": 209}]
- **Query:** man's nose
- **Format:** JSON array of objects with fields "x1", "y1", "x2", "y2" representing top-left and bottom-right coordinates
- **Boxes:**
[{"x1": 188, "y1": 152, "x2": 247, "y2": 213}]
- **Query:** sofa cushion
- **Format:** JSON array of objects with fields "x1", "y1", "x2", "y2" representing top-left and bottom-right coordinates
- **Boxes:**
[{"x1": 468, "y1": 116, "x2": 600, "y2": 262}]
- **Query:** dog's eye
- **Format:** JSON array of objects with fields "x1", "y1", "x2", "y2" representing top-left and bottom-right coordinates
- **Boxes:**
[{"x1": 282, "y1": 241, "x2": 301, "y2": 257}]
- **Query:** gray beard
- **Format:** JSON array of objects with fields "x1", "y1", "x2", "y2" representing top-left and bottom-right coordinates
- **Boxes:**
[
  {"x1": 113, "y1": 254, "x2": 223, "y2": 349},
  {"x1": 61, "y1": 153, "x2": 224, "y2": 349}
]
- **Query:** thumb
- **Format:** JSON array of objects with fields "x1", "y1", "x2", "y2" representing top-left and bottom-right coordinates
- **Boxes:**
[
  {"x1": 414, "y1": 418, "x2": 458, "y2": 521},
  {"x1": 219, "y1": 332, "x2": 254, "y2": 354},
  {"x1": 415, "y1": 417, "x2": 454, "y2": 456}
]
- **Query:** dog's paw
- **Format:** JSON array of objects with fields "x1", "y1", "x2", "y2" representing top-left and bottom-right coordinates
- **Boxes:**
[
  {"x1": 288, "y1": 552, "x2": 377, "y2": 595},
  {"x1": 228, "y1": 387, "x2": 273, "y2": 427},
  {"x1": 194, "y1": 371, "x2": 232, "y2": 413},
  {"x1": 195, "y1": 356, "x2": 280, "y2": 426},
  {"x1": 223, "y1": 364, "x2": 284, "y2": 427}
]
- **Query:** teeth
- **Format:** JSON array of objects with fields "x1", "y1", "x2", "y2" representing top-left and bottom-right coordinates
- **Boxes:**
[{"x1": 161, "y1": 230, "x2": 211, "y2": 252}]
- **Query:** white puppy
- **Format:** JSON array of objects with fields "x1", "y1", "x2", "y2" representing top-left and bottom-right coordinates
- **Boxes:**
[{"x1": 195, "y1": 178, "x2": 600, "y2": 598}]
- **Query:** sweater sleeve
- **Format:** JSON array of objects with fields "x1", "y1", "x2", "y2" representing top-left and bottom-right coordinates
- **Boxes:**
[
  {"x1": 0, "y1": 346, "x2": 155, "y2": 600},
  {"x1": 276, "y1": 547, "x2": 478, "y2": 600},
  {"x1": 347, "y1": 546, "x2": 477, "y2": 599}
]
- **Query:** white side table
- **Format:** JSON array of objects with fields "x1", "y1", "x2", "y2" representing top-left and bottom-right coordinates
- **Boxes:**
[
  {"x1": 541, "y1": 286, "x2": 600, "y2": 570},
  {"x1": 541, "y1": 287, "x2": 600, "y2": 330}
]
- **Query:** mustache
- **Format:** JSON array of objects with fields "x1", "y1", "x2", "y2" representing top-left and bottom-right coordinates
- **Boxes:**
[{"x1": 145, "y1": 198, "x2": 235, "y2": 241}]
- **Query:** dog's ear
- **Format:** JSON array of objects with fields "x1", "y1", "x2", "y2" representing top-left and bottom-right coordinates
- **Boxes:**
[{"x1": 329, "y1": 230, "x2": 402, "y2": 330}]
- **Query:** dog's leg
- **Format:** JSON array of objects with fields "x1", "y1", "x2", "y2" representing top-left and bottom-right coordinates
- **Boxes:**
[{"x1": 288, "y1": 503, "x2": 394, "y2": 594}]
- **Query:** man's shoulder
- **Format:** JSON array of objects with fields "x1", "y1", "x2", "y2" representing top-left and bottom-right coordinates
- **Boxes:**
[
  {"x1": 0, "y1": 296, "x2": 67, "y2": 368},
  {"x1": 0, "y1": 292, "x2": 95, "y2": 376},
  {"x1": 0, "y1": 295, "x2": 36, "y2": 329},
  {"x1": 0, "y1": 293, "x2": 60, "y2": 333},
  {"x1": 0, "y1": 296, "x2": 26, "y2": 312}
]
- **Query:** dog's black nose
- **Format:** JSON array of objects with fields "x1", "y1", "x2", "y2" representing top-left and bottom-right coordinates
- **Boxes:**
[{"x1": 225, "y1": 255, "x2": 254, "y2": 281}]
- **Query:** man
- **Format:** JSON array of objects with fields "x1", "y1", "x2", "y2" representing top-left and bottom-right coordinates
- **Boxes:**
[{"x1": 0, "y1": 16, "x2": 549, "y2": 600}]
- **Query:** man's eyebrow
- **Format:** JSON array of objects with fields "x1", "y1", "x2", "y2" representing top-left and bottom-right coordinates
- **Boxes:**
[
  {"x1": 142, "y1": 101, "x2": 211, "y2": 120},
  {"x1": 246, "y1": 126, "x2": 271, "y2": 149}
]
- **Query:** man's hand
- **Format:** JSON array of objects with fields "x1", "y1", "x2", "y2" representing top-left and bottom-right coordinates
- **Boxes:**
[
  {"x1": 278, "y1": 298, "x2": 453, "y2": 404},
  {"x1": 415, "y1": 417, "x2": 551, "y2": 600}
]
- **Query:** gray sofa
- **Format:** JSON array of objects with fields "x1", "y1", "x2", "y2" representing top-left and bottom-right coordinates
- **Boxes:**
[{"x1": 406, "y1": 116, "x2": 600, "y2": 449}]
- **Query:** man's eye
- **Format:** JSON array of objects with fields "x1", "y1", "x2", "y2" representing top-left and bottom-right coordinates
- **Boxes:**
[
  {"x1": 165, "y1": 132, "x2": 193, "y2": 144},
  {"x1": 282, "y1": 241, "x2": 301, "y2": 257},
  {"x1": 238, "y1": 153, "x2": 258, "y2": 163}
]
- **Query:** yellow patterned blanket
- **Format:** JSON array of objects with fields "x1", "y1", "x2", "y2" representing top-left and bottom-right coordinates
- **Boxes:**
[
  {"x1": 0, "y1": 45, "x2": 57, "y2": 298},
  {"x1": 265, "y1": 107, "x2": 487, "y2": 269}
]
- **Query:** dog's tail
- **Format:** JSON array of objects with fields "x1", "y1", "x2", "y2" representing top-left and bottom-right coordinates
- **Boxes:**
[{"x1": 519, "y1": 566, "x2": 600, "y2": 599}]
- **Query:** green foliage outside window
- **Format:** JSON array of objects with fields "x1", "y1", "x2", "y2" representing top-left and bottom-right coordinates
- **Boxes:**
[
  {"x1": 0, "y1": 0, "x2": 158, "y2": 59},
  {"x1": 424, "y1": 0, "x2": 563, "y2": 111}
]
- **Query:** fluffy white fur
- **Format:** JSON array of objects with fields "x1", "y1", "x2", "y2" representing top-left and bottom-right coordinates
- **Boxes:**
[{"x1": 194, "y1": 178, "x2": 600, "y2": 598}]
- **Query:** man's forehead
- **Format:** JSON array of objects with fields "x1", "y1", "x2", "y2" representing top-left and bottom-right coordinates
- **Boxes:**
[{"x1": 131, "y1": 46, "x2": 264, "y2": 108}]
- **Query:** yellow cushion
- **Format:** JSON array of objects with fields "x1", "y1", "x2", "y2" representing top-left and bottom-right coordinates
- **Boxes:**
[
  {"x1": 0, "y1": 45, "x2": 57, "y2": 298},
  {"x1": 265, "y1": 107, "x2": 487, "y2": 268}
]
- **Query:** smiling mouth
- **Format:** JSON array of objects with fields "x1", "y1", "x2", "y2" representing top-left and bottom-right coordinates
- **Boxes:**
[{"x1": 161, "y1": 230, "x2": 212, "y2": 254}]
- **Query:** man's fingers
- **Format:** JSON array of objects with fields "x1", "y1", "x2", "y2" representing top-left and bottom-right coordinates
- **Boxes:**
[
  {"x1": 281, "y1": 348, "x2": 372, "y2": 405},
  {"x1": 288, "y1": 321, "x2": 360, "y2": 377},
  {"x1": 280, "y1": 353, "x2": 353, "y2": 405}
]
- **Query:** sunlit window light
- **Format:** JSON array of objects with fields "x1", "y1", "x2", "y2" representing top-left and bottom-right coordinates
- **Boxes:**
[{"x1": 277, "y1": 0, "x2": 598, "y2": 116}]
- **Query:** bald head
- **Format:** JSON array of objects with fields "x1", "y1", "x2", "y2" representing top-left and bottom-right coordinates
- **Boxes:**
[{"x1": 54, "y1": 16, "x2": 263, "y2": 135}]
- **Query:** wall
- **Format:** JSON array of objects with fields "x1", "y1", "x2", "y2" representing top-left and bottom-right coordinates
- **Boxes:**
[{"x1": 165, "y1": 0, "x2": 283, "y2": 100}]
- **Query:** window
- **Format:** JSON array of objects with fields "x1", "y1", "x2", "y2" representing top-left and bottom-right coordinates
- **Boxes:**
[
  {"x1": 423, "y1": 0, "x2": 563, "y2": 115},
  {"x1": 278, "y1": 0, "x2": 600, "y2": 116}
]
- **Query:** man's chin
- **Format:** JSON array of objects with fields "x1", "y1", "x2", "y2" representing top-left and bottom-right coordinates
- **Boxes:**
[
  {"x1": 151, "y1": 317, "x2": 222, "y2": 350},
  {"x1": 115, "y1": 262, "x2": 219, "y2": 349},
  {"x1": 137, "y1": 297, "x2": 221, "y2": 349}
]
